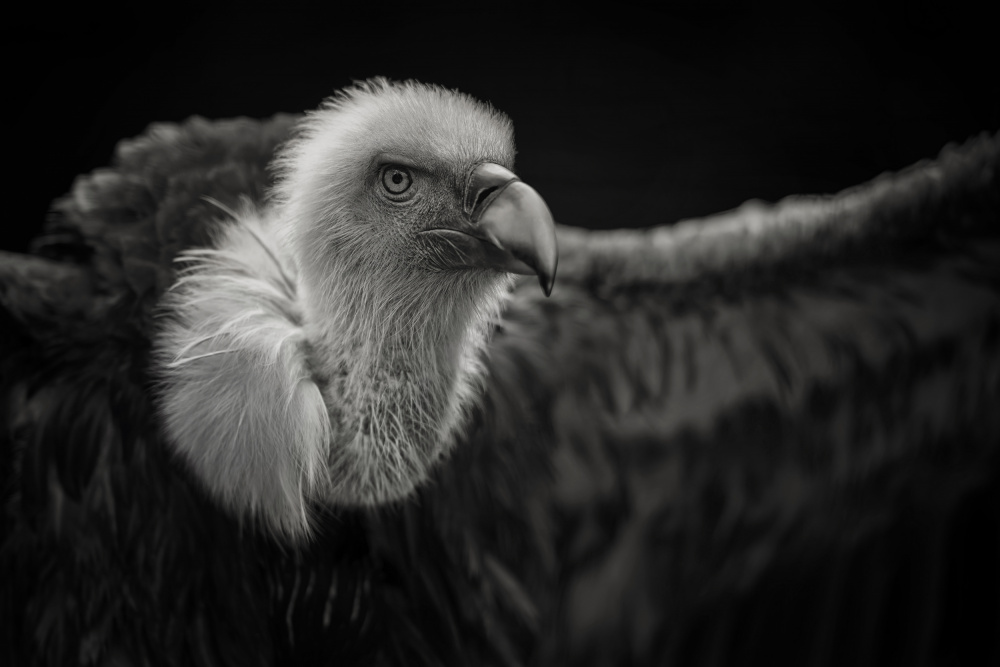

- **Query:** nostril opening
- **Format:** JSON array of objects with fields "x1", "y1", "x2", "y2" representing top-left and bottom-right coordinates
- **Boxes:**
[{"x1": 473, "y1": 186, "x2": 499, "y2": 213}]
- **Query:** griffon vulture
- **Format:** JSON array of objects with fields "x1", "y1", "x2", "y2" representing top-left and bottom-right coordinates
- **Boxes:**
[{"x1": 2, "y1": 78, "x2": 998, "y2": 666}]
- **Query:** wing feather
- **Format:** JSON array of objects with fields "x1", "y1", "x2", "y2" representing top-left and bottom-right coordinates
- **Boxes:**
[{"x1": 479, "y1": 132, "x2": 1000, "y2": 664}]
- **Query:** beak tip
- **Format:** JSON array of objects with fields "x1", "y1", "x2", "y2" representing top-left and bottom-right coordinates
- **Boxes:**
[
  {"x1": 467, "y1": 163, "x2": 559, "y2": 297},
  {"x1": 540, "y1": 273, "x2": 555, "y2": 297}
]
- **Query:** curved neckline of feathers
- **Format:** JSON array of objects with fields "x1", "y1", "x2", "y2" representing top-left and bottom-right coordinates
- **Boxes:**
[{"x1": 155, "y1": 79, "x2": 518, "y2": 539}]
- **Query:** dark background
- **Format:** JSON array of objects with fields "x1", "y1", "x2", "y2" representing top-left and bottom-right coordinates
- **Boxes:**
[{"x1": 5, "y1": 1, "x2": 997, "y2": 253}]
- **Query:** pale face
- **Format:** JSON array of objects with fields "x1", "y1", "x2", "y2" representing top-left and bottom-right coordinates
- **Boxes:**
[{"x1": 275, "y1": 81, "x2": 517, "y2": 296}]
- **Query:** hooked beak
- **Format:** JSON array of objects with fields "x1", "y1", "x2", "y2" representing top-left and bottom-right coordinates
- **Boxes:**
[{"x1": 420, "y1": 163, "x2": 558, "y2": 296}]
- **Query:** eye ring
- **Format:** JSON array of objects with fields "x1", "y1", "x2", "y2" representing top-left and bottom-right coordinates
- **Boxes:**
[{"x1": 381, "y1": 165, "x2": 413, "y2": 197}]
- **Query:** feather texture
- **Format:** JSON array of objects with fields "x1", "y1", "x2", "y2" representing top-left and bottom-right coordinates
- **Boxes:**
[
  {"x1": 155, "y1": 209, "x2": 329, "y2": 537},
  {"x1": 2, "y1": 81, "x2": 998, "y2": 666}
]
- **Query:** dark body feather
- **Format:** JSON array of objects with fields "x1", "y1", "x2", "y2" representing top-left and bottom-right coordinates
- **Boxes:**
[{"x1": 2, "y1": 112, "x2": 999, "y2": 666}]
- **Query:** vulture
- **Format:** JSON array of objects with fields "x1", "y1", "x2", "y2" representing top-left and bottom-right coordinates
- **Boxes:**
[{"x1": 1, "y1": 78, "x2": 998, "y2": 667}]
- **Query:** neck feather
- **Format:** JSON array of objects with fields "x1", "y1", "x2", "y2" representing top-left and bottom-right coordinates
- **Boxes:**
[
  {"x1": 156, "y1": 208, "x2": 510, "y2": 539},
  {"x1": 301, "y1": 250, "x2": 511, "y2": 506}
]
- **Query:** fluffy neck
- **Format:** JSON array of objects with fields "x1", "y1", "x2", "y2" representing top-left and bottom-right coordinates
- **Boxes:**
[
  {"x1": 301, "y1": 251, "x2": 511, "y2": 505},
  {"x1": 157, "y1": 210, "x2": 509, "y2": 539}
]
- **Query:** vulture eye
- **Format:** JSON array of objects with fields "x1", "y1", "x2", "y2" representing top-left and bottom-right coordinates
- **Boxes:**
[{"x1": 381, "y1": 165, "x2": 413, "y2": 197}]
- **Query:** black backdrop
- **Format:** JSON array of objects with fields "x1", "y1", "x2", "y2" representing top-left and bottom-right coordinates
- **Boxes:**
[{"x1": 6, "y1": 1, "x2": 997, "y2": 253}]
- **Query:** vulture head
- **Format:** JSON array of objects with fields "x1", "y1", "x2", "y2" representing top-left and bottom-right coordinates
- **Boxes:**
[{"x1": 156, "y1": 79, "x2": 557, "y2": 538}]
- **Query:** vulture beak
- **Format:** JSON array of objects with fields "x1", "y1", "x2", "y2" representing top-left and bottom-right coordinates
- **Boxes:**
[{"x1": 421, "y1": 163, "x2": 558, "y2": 296}]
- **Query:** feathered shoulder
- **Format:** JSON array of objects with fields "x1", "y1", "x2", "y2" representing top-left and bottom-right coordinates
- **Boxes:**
[{"x1": 23, "y1": 114, "x2": 299, "y2": 325}]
